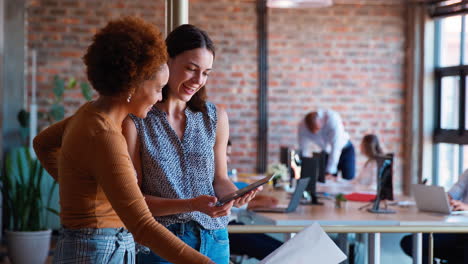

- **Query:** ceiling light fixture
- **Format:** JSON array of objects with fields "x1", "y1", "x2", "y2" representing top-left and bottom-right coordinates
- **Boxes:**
[{"x1": 267, "y1": 0, "x2": 333, "y2": 8}]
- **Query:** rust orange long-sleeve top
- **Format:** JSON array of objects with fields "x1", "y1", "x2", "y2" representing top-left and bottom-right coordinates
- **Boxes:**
[{"x1": 33, "y1": 102, "x2": 213, "y2": 264}]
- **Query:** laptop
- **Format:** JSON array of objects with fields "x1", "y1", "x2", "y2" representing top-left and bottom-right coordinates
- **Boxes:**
[
  {"x1": 412, "y1": 184, "x2": 468, "y2": 215},
  {"x1": 252, "y1": 177, "x2": 310, "y2": 213}
]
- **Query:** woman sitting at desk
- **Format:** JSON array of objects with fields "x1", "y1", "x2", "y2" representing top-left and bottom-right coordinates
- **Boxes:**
[
  {"x1": 400, "y1": 169, "x2": 468, "y2": 264},
  {"x1": 351, "y1": 134, "x2": 383, "y2": 188}
]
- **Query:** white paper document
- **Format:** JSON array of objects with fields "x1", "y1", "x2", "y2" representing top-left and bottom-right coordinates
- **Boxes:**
[{"x1": 259, "y1": 222, "x2": 347, "y2": 264}]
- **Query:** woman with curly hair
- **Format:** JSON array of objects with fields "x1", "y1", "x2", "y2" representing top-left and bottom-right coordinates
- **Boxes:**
[
  {"x1": 33, "y1": 17, "x2": 213, "y2": 264},
  {"x1": 123, "y1": 24, "x2": 259, "y2": 264}
]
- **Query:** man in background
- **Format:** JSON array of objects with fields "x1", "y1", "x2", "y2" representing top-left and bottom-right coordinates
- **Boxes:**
[{"x1": 298, "y1": 109, "x2": 356, "y2": 180}]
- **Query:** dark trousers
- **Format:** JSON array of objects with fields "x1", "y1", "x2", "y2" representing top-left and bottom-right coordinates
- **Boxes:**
[
  {"x1": 336, "y1": 141, "x2": 356, "y2": 180},
  {"x1": 400, "y1": 233, "x2": 468, "y2": 264},
  {"x1": 228, "y1": 221, "x2": 282, "y2": 260}
]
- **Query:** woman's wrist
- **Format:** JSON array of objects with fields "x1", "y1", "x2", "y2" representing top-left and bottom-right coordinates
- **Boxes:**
[{"x1": 186, "y1": 198, "x2": 195, "y2": 212}]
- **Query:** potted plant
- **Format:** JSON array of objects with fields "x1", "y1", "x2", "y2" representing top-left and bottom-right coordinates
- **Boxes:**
[
  {"x1": 267, "y1": 163, "x2": 289, "y2": 188},
  {"x1": 3, "y1": 146, "x2": 58, "y2": 263},
  {"x1": 1, "y1": 111, "x2": 58, "y2": 263},
  {"x1": 335, "y1": 193, "x2": 348, "y2": 209}
]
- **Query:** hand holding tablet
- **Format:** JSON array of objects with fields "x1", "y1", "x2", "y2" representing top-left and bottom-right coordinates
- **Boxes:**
[{"x1": 216, "y1": 173, "x2": 278, "y2": 206}]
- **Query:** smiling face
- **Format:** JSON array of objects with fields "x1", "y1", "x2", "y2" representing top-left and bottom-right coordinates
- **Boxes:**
[
  {"x1": 166, "y1": 48, "x2": 213, "y2": 102},
  {"x1": 129, "y1": 64, "x2": 169, "y2": 118}
]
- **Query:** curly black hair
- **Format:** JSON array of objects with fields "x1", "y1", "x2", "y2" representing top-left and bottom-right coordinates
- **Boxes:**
[{"x1": 83, "y1": 16, "x2": 167, "y2": 96}]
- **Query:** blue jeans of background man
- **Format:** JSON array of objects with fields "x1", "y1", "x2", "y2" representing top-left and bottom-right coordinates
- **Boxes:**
[
  {"x1": 136, "y1": 221, "x2": 229, "y2": 264},
  {"x1": 336, "y1": 140, "x2": 355, "y2": 180}
]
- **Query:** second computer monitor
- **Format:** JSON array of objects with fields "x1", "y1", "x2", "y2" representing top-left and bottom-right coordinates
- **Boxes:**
[
  {"x1": 300, "y1": 156, "x2": 318, "y2": 195},
  {"x1": 300, "y1": 154, "x2": 327, "y2": 205},
  {"x1": 376, "y1": 154, "x2": 394, "y2": 201},
  {"x1": 312, "y1": 151, "x2": 327, "y2": 183}
]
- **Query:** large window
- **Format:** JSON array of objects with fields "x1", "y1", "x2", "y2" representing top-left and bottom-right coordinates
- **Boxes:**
[{"x1": 434, "y1": 14, "x2": 468, "y2": 188}]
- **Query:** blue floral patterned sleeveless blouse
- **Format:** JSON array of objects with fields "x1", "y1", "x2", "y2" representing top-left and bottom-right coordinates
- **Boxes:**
[{"x1": 130, "y1": 102, "x2": 228, "y2": 230}]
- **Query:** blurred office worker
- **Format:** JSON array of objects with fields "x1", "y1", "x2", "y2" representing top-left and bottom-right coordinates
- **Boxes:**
[{"x1": 298, "y1": 109, "x2": 356, "y2": 180}]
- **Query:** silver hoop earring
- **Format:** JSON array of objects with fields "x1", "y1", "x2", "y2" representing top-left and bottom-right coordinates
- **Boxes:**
[{"x1": 127, "y1": 94, "x2": 132, "y2": 103}]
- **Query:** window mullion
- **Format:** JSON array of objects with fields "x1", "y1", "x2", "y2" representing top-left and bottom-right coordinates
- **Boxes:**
[
  {"x1": 461, "y1": 15, "x2": 465, "y2": 66},
  {"x1": 461, "y1": 69, "x2": 466, "y2": 135}
]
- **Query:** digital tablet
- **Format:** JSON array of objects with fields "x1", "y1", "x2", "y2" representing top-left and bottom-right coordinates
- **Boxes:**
[{"x1": 216, "y1": 173, "x2": 278, "y2": 206}]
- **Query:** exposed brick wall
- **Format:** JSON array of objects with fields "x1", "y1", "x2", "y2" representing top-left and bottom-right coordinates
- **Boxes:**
[
  {"x1": 25, "y1": 0, "x2": 407, "y2": 188},
  {"x1": 26, "y1": 0, "x2": 166, "y2": 119},
  {"x1": 267, "y1": 2, "x2": 407, "y2": 187},
  {"x1": 189, "y1": 0, "x2": 259, "y2": 172}
]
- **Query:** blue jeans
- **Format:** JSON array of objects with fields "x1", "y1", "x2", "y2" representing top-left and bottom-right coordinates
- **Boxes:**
[
  {"x1": 53, "y1": 227, "x2": 135, "y2": 264},
  {"x1": 336, "y1": 141, "x2": 356, "y2": 180},
  {"x1": 137, "y1": 221, "x2": 229, "y2": 264}
]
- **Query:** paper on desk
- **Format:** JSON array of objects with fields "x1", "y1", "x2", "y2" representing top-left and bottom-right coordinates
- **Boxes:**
[{"x1": 259, "y1": 222, "x2": 347, "y2": 264}]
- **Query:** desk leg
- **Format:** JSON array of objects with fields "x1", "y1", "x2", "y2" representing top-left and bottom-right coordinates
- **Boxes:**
[
  {"x1": 428, "y1": 233, "x2": 433, "y2": 264},
  {"x1": 368, "y1": 233, "x2": 380, "y2": 264},
  {"x1": 337, "y1": 233, "x2": 349, "y2": 264},
  {"x1": 412, "y1": 233, "x2": 422, "y2": 264}
]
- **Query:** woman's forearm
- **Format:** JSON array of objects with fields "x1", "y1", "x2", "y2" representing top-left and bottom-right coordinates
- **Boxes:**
[{"x1": 145, "y1": 195, "x2": 193, "y2": 216}]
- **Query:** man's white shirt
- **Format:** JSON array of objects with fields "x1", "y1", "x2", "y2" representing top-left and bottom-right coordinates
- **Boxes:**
[{"x1": 298, "y1": 109, "x2": 350, "y2": 175}]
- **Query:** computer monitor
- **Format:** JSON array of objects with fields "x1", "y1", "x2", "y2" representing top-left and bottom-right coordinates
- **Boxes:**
[
  {"x1": 279, "y1": 146, "x2": 291, "y2": 167},
  {"x1": 300, "y1": 156, "x2": 323, "y2": 205},
  {"x1": 312, "y1": 151, "x2": 328, "y2": 183},
  {"x1": 377, "y1": 155, "x2": 394, "y2": 201},
  {"x1": 368, "y1": 154, "x2": 394, "y2": 214},
  {"x1": 280, "y1": 146, "x2": 301, "y2": 180}
]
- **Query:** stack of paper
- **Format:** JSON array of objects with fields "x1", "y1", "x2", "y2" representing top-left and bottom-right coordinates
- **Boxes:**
[{"x1": 260, "y1": 222, "x2": 347, "y2": 264}]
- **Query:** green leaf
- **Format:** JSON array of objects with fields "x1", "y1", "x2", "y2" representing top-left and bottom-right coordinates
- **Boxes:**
[
  {"x1": 2, "y1": 146, "x2": 55, "y2": 231},
  {"x1": 66, "y1": 77, "x2": 77, "y2": 90},
  {"x1": 53, "y1": 75, "x2": 65, "y2": 100},
  {"x1": 46, "y1": 208, "x2": 60, "y2": 216},
  {"x1": 80, "y1": 82, "x2": 93, "y2": 101},
  {"x1": 49, "y1": 104, "x2": 65, "y2": 121}
]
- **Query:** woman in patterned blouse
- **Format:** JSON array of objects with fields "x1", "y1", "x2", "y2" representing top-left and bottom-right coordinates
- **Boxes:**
[{"x1": 123, "y1": 24, "x2": 260, "y2": 264}]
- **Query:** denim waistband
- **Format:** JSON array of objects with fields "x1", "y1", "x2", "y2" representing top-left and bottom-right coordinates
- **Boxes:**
[
  {"x1": 167, "y1": 221, "x2": 200, "y2": 234},
  {"x1": 166, "y1": 221, "x2": 225, "y2": 237},
  {"x1": 60, "y1": 227, "x2": 130, "y2": 238}
]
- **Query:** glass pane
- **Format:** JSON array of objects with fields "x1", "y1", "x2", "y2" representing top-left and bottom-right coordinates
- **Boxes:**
[
  {"x1": 437, "y1": 144, "x2": 460, "y2": 189},
  {"x1": 440, "y1": 76, "x2": 460, "y2": 129},
  {"x1": 440, "y1": 15, "x2": 462, "y2": 67},
  {"x1": 465, "y1": 15, "x2": 468, "y2": 64},
  {"x1": 463, "y1": 145, "x2": 468, "y2": 173}
]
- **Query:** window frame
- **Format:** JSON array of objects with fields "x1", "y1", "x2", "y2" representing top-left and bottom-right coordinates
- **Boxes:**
[{"x1": 433, "y1": 14, "x2": 468, "y2": 185}]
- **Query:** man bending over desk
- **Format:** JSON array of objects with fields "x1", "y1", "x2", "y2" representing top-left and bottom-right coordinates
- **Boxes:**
[{"x1": 298, "y1": 109, "x2": 356, "y2": 180}]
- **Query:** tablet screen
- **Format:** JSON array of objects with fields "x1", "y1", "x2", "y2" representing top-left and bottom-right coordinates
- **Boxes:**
[{"x1": 216, "y1": 173, "x2": 277, "y2": 206}]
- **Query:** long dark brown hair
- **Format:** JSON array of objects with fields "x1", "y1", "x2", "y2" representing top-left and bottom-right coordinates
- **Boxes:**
[
  {"x1": 162, "y1": 24, "x2": 215, "y2": 113},
  {"x1": 361, "y1": 134, "x2": 384, "y2": 162}
]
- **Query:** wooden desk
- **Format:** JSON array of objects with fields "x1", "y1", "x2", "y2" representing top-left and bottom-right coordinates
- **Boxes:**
[{"x1": 230, "y1": 188, "x2": 468, "y2": 264}]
